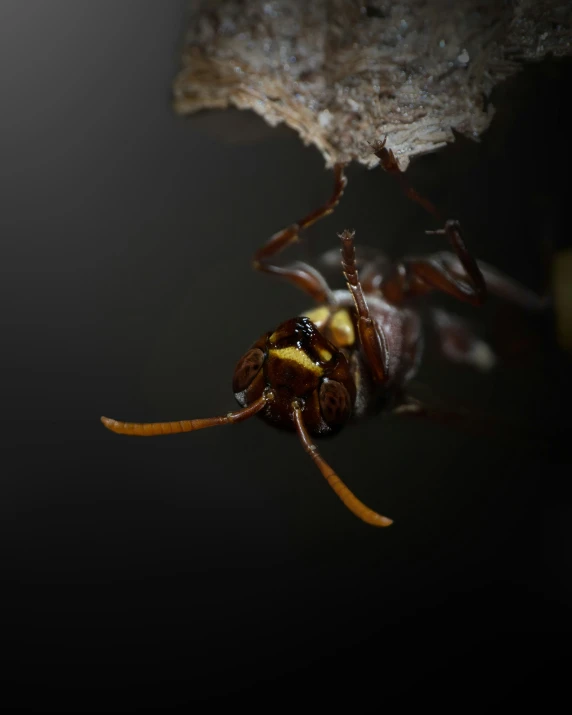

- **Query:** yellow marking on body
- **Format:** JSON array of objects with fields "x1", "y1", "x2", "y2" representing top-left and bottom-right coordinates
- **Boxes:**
[
  {"x1": 302, "y1": 306, "x2": 330, "y2": 330},
  {"x1": 317, "y1": 347, "x2": 332, "y2": 361},
  {"x1": 270, "y1": 347, "x2": 323, "y2": 375},
  {"x1": 330, "y1": 309, "x2": 355, "y2": 347}
]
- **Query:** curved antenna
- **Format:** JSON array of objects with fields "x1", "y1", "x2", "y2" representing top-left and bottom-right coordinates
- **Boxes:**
[
  {"x1": 292, "y1": 403, "x2": 393, "y2": 527},
  {"x1": 101, "y1": 393, "x2": 270, "y2": 436}
]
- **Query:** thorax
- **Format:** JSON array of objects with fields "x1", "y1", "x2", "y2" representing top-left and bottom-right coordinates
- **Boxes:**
[{"x1": 303, "y1": 290, "x2": 423, "y2": 418}]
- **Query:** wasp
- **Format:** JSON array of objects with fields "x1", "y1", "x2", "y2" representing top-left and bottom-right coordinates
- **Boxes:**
[{"x1": 101, "y1": 140, "x2": 546, "y2": 527}]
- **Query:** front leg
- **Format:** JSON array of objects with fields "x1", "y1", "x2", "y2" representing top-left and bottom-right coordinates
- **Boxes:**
[
  {"x1": 253, "y1": 163, "x2": 347, "y2": 303},
  {"x1": 339, "y1": 229, "x2": 389, "y2": 386}
]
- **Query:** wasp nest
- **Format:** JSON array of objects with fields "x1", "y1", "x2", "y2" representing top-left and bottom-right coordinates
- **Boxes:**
[{"x1": 173, "y1": 0, "x2": 571, "y2": 170}]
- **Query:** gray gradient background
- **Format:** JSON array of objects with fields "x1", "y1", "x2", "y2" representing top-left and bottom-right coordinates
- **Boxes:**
[{"x1": 1, "y1": 1, "x2": 571, "y2": 709}]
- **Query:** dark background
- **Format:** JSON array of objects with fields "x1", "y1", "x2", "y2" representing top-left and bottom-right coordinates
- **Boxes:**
[{"x1": 1, "y1": 1, "x2": 571, "y2": 710}]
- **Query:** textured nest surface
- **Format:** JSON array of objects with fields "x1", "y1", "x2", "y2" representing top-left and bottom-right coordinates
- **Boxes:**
[{"x1": 173, "y1": 0, "x2": 572, "y2": 169}]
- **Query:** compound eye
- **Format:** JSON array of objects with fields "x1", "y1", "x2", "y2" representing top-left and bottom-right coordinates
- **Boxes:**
[
  {"x1": 232, "y1": 348, "x2": 265, "y2": 393},
  {"x1": 319, "y1": 379, "x2": 351, "y2": 427}
]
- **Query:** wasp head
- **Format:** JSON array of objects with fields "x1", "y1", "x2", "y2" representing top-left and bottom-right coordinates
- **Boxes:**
[{"x1": 232, "y1": 316, "x2": 355, "y2": 435}]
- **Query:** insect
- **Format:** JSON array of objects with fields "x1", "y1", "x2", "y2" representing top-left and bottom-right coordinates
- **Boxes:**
[{"x1": 101, "y1": 139, "x2": 546, "y2": 527}]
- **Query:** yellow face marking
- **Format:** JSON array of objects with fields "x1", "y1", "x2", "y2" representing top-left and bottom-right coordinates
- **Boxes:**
[
  {"x1": 270, "y1": 347, "x2": 323, "y2": 375},
  {"x1": 330, "y1": 309, "x2": 355, "y2": 347},
  {"x1": 302, "y1": 306, "x2": 330, "y2": 330}
]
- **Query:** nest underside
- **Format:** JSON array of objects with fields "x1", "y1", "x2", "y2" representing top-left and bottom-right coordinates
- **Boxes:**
[{"x1": 173, "y1": 0, "x2": 572, "y2": 169}]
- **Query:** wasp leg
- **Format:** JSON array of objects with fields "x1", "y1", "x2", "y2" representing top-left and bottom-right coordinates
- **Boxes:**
[
  {"x1": 442, "y1": 256, "x2": 549, "y2": 311},
  {"x1": 430, "y1": 308, "x2": 497, "y2": 372},
  {"x1": 391, "y1": 394, "x2": 557, "y2": 443},
  {"x1": 373, "y1": 137, "x2": 442, "y2": 220},
  {"x1": 253, "y1": 163, "x2": 347, "y2": 303},
  {"x1": 372, "y1": 139, "x2": 486, "y2": 306},
  {"x1": 380, "y1": 221, "x2": 487, "y2": 306},
  {"x1": 254, "y1": 260, "x2": 335, "y2": 304},
  {"x1": 314, "y1": 245, "x2": 391, "y2": 296},
  {"x1": 339, "y1": 229, "x2": 389, "y2": 386},
  {"x1": 381, "y1": 239, "x2": 547, "y2": 309},
  {"x1": 373, "y1": 138, "x2": 547, "y2": 310},
  {"x1": 391, "y1": 396, "x2": 500, "y2": 438}
]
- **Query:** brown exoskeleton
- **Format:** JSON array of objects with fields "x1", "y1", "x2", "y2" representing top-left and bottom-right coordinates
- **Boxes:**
[{"x1": 101, "y1": 140, "x2": 546, "y2": 527}]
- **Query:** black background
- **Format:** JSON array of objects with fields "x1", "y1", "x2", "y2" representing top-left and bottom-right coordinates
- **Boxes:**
[{"x1": 1, "y1": 1, "x2": 571, "y2": 710}]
